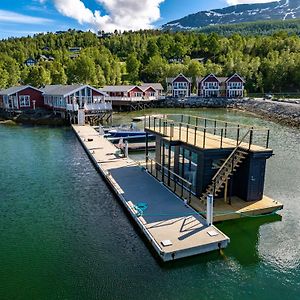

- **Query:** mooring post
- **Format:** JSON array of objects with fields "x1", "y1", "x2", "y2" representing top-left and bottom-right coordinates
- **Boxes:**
[
  {"x1": 124, "y1": 141, "x2": 129, "y2": 158},
  {"x1": 206, "y1": 194, "x2": 214, "y2": 226}
]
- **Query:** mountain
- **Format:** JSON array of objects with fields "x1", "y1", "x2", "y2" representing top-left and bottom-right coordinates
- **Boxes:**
[{"x1": 162, "y1": 0, "x2": 300, "y2": 31}]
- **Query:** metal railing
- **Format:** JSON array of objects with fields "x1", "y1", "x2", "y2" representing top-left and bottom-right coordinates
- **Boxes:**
[
  {"x1": 66, "y1": 102, "x2": 112, "y2": 112},
  {"x1": 84, "y1": 102, "x2": 112, "y2": 111},
  {"x1": 105, "y1": 96, "x2": 159, "y2": 102},
  {"x1": 146, "y1": 158, "x2": 193, "y2": 203},
  {"x1": 144, "y1": 114, "x2": 271, "y2": 150}
]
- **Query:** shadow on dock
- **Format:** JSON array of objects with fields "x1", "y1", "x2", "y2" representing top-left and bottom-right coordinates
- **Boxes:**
[{"x1": 157, "y1": 214, "x2": 282, "y2": 269}]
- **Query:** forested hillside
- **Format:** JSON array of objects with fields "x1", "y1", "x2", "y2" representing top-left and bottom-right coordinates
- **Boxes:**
[
  {"x1": 0, "y1": 29, "x2": 299, "y2": 94},
  {"x1": 198, "y1": 19, "x2": 300, "y2": 36}
]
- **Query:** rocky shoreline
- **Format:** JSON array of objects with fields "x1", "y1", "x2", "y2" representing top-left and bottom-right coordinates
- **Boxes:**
[
  {"x1": 0, "y1": 109, "x2": 68, "y2": 126},
  {"x1": 235, "y1": 98, "x2": 300, "y2": 128},
  {"x1": 157, "y1": 97, "x2": 300, "y2": 128}
]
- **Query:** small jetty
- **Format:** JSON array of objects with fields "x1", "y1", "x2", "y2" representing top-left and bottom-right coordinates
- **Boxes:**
[{"x1": 72, "y1": 124, "x2": 230, "y2": 261}]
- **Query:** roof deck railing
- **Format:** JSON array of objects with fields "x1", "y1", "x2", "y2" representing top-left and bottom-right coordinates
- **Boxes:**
[{"x1": 144, "y1": 114, "x2": 270, "y2": 150}]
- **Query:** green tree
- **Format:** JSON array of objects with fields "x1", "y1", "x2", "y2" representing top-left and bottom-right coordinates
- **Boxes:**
[
  {"x1": 142, "y1": 55, "x2": 168, "y2": 83},
  {"x1": 126, "y1": 53, "x2": 141, "y2": 84},
  {"x1": 0, "y1": 64, "x2": 9, "y2": 88},
  {"x1": 50, "y1": 62, "x2": 67, "y2": 84},
  {"x1": 186, "y1": 60, "x2": 206, "y2": 90},
  {"x1": 74, "y1": 54, "x2": 98, "y2": 85},
  {"x1": 24, "y1": 65, "x2": 51, "y2": 87}
]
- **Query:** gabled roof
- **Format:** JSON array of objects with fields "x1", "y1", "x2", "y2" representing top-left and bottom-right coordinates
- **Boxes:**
[
  {"x1": 101, "y1": 85, "x2": 143, "y2": 93},
  {"x1": 141, "y1": 83, "x2": 163, "y2": 91},
  {"x1": 166, "y1": 73, "x2": 192, "y2": 84},
  {"x1": 0, "y1": 85, "x2": 42, "y2": 96},
  {"x1": 198, "y1": 74, "x2": 221, "y2": 83},
  {"x1": 226, "y1": 73, "x2": 245, "y2": 83},
  {"x1": 41, "y1": 84, "x2": 107, "y2": 97},
  {"x1": 197, "y1": 74, "x2": 230, "y2": 84}
]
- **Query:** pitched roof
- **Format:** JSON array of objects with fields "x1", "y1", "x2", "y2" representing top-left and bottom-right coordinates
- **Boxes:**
[
  {"x1": 166, "y1": 74, "x2": 192, "y2": 84},
  {"x1": 141, "y1": 83, "x2": 163, "y2": 91},
  {"x1": 226, "y1": 73, "x2": 245, "y2": 83},
  {"x1": 0, "y1": 85, "x2": 41, "y2": 96},
  {"x1": 197, "y1": 74, "x2": 229, "y2": 83},
  {"x1": 101, "y1": 85, "x2": 142, "y2": 93},
  {"x1": 41, "y1": 84, "x2": 106, "y2": 97}
]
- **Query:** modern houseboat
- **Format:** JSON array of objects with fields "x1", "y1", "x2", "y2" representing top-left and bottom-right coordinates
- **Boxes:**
[{"x1": 144, "y1": 114, "x2": 283, "y2": 221}]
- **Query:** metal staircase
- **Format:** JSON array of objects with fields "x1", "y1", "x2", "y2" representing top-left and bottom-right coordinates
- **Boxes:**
[{"x1": 200, "y1": 130, "x2": 251, "y2": 204}]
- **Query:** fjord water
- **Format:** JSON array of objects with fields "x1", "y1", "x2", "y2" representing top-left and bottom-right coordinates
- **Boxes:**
[{"x1": 0, "y1": 109, "x2": 299, "y2": 300}]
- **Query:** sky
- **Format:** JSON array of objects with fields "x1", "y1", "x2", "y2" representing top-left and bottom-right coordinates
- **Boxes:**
[{"x1": 0, "y1": 0, "x2": 278, "y2": 39}]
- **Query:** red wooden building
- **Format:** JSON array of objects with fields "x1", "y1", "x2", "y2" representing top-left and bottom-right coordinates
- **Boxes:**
[
  {"x1": 197, "y1": 73, "x2": 245, "y2": 98},
  {"x1": 225, "y1": 73, "x2": 245, "y2": 98},
  {"x1": 0, "y1": 86, "x2": 44, "y2": 110},
  {"x1": 166, "y1": 74, "x2": 192, "y2": 98}
]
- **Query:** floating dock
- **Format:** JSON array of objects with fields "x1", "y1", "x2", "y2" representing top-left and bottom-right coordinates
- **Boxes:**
[
  {"x1": 144, "y1": 114, "x2": 283, "y2": 222},
  {"x1": 72, "y1": 124, "x2": 230, "y2": 262}
]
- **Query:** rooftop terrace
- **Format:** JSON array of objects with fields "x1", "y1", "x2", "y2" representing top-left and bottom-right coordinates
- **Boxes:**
[{"x1": 144, "y1": 114, "x2": 271, "y2": 152}]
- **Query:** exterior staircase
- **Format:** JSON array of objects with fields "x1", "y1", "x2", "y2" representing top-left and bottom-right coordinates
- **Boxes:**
[{"x1": 200, "y1": 149, "x2": 248, "y2": 204}]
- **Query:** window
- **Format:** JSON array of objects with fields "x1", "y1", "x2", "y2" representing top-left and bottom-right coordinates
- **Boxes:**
[
  {"x1": 134, "y1": 92, "x2": 143, "y2": 97},
  {"x1": 175, "y1": 82, "x2": 187, "y2": 89},
  {"x1": 205, "y1": 82, "x2": 218, "y2": 89},
  {"x1": 19, "y1": 95, "x2": 30, "y2": 107}
]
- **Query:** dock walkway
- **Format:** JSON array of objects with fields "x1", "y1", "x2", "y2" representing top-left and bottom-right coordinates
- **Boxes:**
[{"x1": 72, "y1": 125, "x2": 229, "y2": 261}]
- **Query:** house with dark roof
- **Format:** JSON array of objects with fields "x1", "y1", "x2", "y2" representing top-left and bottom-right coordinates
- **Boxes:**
[
  {"x1": 0, "y1": 85, "x2": 44, "y2": 110},
  {"x1": 166, "y1": 74, "x2": 192, "y2": 98},
  {"x1": 197, "y1": 73, "x2": 245, "y2": 98},
  {"x1": 41, "y1": 84, "x2": 108, "y2": 111},
  {"x1": 225, "y1": 73, "x2": 245, "y2": 98}
]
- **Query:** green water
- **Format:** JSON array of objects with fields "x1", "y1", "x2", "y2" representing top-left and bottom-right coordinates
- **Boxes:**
[{"x1": 0, "y1": 108, "x2": 299, "y2": 300}]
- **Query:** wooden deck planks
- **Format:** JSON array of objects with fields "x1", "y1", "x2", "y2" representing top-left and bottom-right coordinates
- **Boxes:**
[{"x1": 190, "y1": 195, "x2": 283, "y2": 222}]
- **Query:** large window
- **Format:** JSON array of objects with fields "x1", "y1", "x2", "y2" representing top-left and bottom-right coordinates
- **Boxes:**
[
  {"x1": 178, "y1": 147, "x2": 198, "y2": 193},
  {"x1": 19, "y1": 95, "x2": 30, "y2": 107}
]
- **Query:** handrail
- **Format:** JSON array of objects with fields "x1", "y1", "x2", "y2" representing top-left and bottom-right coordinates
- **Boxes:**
[
  {"x1": 147, "y1": 115, "x2": 269, "y2": 132},
  {"x1": 211, "y1": 129, "x2": 251, "y2": 183},
  {"x1": 145, "y1": 114, "x2": 270, "y2": 149},
  {"x1": 165, "y1": 113, "x2": 269, "y2": 131},
  {"x1": 148, "y1": 158, "x2": 192, "y2": 187}
]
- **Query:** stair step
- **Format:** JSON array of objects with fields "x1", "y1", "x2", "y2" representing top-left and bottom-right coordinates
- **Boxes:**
[{"x1": 199, "y1": 148, "x2": 249, "y2": 204}]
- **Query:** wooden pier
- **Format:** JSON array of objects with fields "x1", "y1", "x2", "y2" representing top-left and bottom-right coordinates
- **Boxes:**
[{"x1": 72, "y1": 124, "x2": 230, "y2": 262}]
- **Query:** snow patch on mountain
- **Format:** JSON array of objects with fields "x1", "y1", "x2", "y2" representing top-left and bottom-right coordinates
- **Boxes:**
[{"x1": 162, "y1": 0, "x2": 300, "y2": 31}]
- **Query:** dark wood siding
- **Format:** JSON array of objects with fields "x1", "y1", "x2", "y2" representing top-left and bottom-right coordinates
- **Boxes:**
[{"x1": 18, "y1": 87, "x2": 44, "y2": 110}]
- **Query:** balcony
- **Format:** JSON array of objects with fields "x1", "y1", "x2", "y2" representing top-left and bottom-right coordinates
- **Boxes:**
[
  {"x1": 66, "y1": 102, "x2": 112, "y2": 112},
  {"x1": 84, "y1": 103, "x2": 112, "y2": 111},
  {"x1": 106, "y1": 96, "x2": 158, "y2": 102}
]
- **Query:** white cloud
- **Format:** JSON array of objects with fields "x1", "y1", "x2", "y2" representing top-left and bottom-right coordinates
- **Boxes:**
[
  {"x1": 0, "y1": 10, "x2": 52, "y2": 24},
  {"x1": 51, "y1": 0, "x2": 164, "y2": 32},
  {"x1": 227, "y1": 0, "x2": 279, "y2": 4}
]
